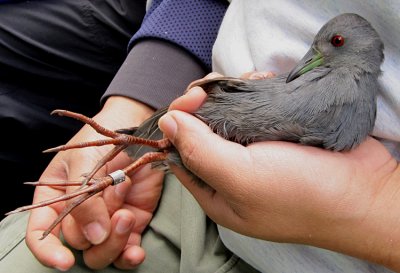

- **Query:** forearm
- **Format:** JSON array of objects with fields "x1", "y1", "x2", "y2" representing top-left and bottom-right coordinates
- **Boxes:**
[
  {"x1": 97, "y1": 96, "x2": 155, "y2": 129},
  {"x1": 102, "y1": 39, "x2": 207, "y2": 109},
  {"x1": 342, "y1": 164, "x2": 400, "y2": 271},
  {"x1": 307, "y1": 158, "x2": 400, "y2": 271},
  {"x1": 102, "y1": 0, "x2": 229, "y2": 109}
]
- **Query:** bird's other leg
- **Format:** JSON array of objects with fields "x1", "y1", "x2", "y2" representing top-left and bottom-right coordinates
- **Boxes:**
[
  {"x1": 80, "y1": 144, "x2": 127, "y2": 185},
  {"x1": 44, "y1": 110, "x2": 171, "y2": 153},
  {"x1": 43, "y1": 109, "x2": 171, "y2": 184},
  {"x1": 6, "y1": 151, "x2": 169, "y2": 240}
]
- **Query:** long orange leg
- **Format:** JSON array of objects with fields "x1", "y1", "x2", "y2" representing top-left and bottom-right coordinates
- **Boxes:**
[
  {"x1": 7, "y1": 109, "x2": 172, "y2": 239},
  {"x1": 43, "y1": 109, "x2": 170, "y2": 185},
  {"x1": 45, "y1": 110, "x2": 170, "y2": 152},
  {"x1": 7, "y1": 151, "x2": 169, "y2": 239}
]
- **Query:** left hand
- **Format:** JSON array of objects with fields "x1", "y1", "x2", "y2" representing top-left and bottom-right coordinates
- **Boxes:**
[
  {"x1": 158, "y1": 73, "x2": 400, "y2": 271},
  {"x1": 26, "y1": 96, "x2": 164, "y2": 270}
]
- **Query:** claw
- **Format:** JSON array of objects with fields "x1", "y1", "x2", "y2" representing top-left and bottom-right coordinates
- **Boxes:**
[
  {"x1": 8, "y1": 151, "x2": 169, "y2": 239},
  {"x1": 43, "y1": 110, "x2": 171, "y2": 186},
  {"x1": 24, "y1": 181, "x2": 90, "y2": 186},
  {"x1": 8, "y1": 109, "x2": 172, "y2": 240},
  {"x1": 44, "y1": 109, "x2": 170, "y2": 156},
  {"x1": 6, "y1": 176, "x2": 113, "y2": 215},
  {"x1": 39, "y1": 191, "x2": 99, "y2": 240},
  {"x1": 7, "y1": 175, "x2": 113, "y2": 240}
]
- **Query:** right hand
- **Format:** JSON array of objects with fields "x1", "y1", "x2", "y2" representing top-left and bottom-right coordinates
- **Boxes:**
[
  {"x1": 26, "y1": 96, "x2": 165, "y2": 270},
  {"x1": 160, "y1": 73, "x2": 400, "y2": 271}
]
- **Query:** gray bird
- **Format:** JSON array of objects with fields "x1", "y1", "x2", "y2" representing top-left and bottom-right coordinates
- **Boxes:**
[
  {"x1": 195, "y1": 13, "x2": 383, "y2": 151},
  {"x1": 8, "y1": 13, "x2": 385, "y2": 238},
  {"x1": 128, "y1": 12, "x2": 384, "y2": 164}
]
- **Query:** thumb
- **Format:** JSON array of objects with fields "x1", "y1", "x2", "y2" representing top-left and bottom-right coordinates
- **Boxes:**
[{"x1": 158, "y1": 110, "x2": 249, "y2": 193}]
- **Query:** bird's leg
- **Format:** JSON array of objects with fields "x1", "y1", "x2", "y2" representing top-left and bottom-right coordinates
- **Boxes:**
[
  {"x1": 6, "y1": 109, "x2": 171, "y2": 239},
  {"x1": 44, "y1": 109, "x2": 171, "y2": 184},
  {"x1": 79, "y1": 144, "x2": 127, "y2": 185},
  {"x1": 7, "y1": 151, "x2": 169, "y2": 239},
  {"x1": 6, "y1": 177, "x2": 113, "y2": 215},
  {"x1": 45, "y1": 110, "x2": 171, "y2": 153}
]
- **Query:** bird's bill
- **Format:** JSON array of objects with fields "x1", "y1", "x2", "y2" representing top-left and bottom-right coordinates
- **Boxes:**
[{"x1": 286, "y1": 47, "x2": 324, "y2": 83}]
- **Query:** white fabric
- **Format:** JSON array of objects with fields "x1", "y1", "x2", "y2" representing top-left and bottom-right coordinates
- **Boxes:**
[{"x1": 212, "y1": 0, "x2": 400, "y2": 272}]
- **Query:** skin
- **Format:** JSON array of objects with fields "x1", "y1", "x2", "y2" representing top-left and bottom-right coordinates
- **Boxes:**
[
  {"x1": 159, "y1": 73, "x2": 400, "y2": 272},
  {"x1": 26, "y1": 96, "x2": 164, "y2": 270}
]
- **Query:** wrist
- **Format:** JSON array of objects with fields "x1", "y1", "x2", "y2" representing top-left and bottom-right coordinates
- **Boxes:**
[
  {"x1": 364, "y1": 164, "x2": 400, "y2": 271},
  {"x1": 315, "y1": 162, "x2": 400, "y2": 271},
  {"x1": 97, "y1": 96, "x2": 154, "y2": 130}
]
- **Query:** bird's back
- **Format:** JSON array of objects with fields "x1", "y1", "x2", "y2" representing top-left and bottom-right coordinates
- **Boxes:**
[{"x1": 195, "y1": 70, "x2": 378, "y2": 151}]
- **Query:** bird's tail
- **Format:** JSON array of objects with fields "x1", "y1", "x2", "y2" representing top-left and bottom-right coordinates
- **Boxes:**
[{"x1": 121, "y1": 107, "x2": 167, "y2": 160}]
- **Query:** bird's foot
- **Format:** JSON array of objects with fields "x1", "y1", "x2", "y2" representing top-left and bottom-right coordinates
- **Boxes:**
[
  {"x1": 7, "y1": 109, "x2": 171, "y2": 239},
  {"x1": 6, "y1": 175, "x2": 113, "y2": 239},
  {"x1": 43, "y1": 109, "x2": 171, "y2": 184},
  {"x1": 43, "y1": 110, "x2": 171, "y2": 153},
  {"x1": 6, "y1": 151, "x2": 169, "y2": 240}
]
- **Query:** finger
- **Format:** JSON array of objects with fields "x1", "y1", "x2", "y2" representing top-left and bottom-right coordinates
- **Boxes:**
[
  {"x1": 169, "y1": 72, "x2": 226, "y2": 113},
  {"x1": 158, "y1": 110, "x2": 250, "y2": 195},
  {"x1": 169, "y1": 164, "x2": 244, "y2": 230},
  {"x1": 185, "y1": 72, "x2": 224, "y2": 91},
  {"x1": 123, "y1": 164, "x2": 164, "y2": 212},
  {"x1": 101, "y1": 150, "x2": 135, "y2": 215},
  {"x1": 113, "y1": 245, "x2": 146, "y2": 269},
  {"x1": 168, "y1": 86, "x2": 207, "y2": 113},
  {"x1": 62, "y1": 154, "x2": 111, "y2": 248},
  {"x1": 82, "y1": 209, "x2": 135, "y2": 270},
  {"x1": 26, "y1": 205, "x2": 75, "y2": 271},
  {"x1": 26, "y1": 160, "x2": 76, "y2": 271},
  {"x1": 102, "y1": 175, "x2": 131, "y2": 216}
]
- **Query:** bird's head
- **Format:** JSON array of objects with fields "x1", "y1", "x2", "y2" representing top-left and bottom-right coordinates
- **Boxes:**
[{"x1": 286, "y1": 13, "x2": 384, "y2": 83}]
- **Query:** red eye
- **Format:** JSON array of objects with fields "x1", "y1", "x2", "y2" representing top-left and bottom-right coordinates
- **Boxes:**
[{"x1": 331, "y1": 35, "x2": 345, "y2": 47}]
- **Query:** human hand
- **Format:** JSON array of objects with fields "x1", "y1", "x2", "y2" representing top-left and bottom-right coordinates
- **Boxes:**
[
  {"x1": 26, "y1": 96, "x2": 164, "y2": 270},
  {"x1": 159, "y1": 73, "x2": 400, "y2": 271}
]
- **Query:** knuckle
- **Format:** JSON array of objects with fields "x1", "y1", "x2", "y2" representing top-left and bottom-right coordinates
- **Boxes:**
[{"x1": 180, "y1": 139, "x2": 202, "y2": 175}]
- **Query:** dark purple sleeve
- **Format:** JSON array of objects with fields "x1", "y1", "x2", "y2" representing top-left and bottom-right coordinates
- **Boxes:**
[
  {"x1": 102, "y1": 0, "x2": 228, "y2": 109},
  {"x1": 102, "y1": 39, "x2": 206, "y2": 109},
  {"x1": 130, "y1": 0, "x2": 228, "y2": 69}
]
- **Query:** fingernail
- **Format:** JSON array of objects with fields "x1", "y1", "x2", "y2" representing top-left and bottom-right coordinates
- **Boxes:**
[
  {"x1": 116, "y1": 216, "x2": 134, "y2": 234},
  {"x1": 55, "y1": 263, "x2": 69, "y2": 272},
  {"x1": 53, "y1": 250, "x2": 69, "y2": 271},
  {"x1": 186, "y1": 86, "x2": 202, "y2": 94},
  {"x1": 83, "y1": 221, "x2": 107, "y2": 245},
  {"x1": 159, "y1": 114, "x2": 177, "y2": 141}
]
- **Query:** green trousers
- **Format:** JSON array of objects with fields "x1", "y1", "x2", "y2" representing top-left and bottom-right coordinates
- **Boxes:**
[{"x1": 0, "y1": 174, "x2": 259, "y2": 272}]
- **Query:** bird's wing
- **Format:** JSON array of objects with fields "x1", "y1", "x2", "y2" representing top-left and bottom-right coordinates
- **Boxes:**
[{"x1": 191, "y1": 77, "x2": 259, "y2": 94}]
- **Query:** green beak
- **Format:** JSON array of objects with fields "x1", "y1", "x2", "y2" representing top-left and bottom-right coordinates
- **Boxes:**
[{"x1": 286, "y1": 47, "x2": 324, "y2": 83}]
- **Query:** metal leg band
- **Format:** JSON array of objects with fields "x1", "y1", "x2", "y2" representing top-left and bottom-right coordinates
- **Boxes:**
[{"x1": 108, "y1": 170, "x2": 126, "y2": 185}]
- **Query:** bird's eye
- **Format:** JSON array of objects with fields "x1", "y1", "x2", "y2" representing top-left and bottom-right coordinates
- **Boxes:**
[{"x1": 331, "y1": 35, "x2": 345, "y2": 47}]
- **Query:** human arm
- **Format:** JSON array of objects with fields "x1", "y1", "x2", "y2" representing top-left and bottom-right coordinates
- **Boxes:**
[
  {"x1": 25, "y1": 40, "x2": 208, "y2": 270},
  {"x1": 158, "y1": 77, "x2": 400, "y2": 272},
  {"x1": 25, "y1": 0, "x2": 229, "y2": 269},
  {"x1": 26, "y1": 96, "x2": 159, "y2": 270}
]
